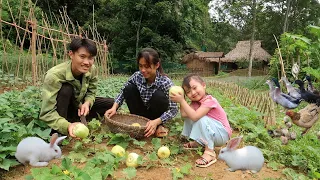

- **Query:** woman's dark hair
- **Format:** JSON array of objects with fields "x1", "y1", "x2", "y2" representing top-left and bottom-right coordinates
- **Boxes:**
[
  {"x1": 182, "y1": 73, "x2": 205, "y2": 89},
  {"x1": 69, "y1": 38, "x2": 97, "y2": 56},
  {"x1": 137, "y1": 48, "x2": 164, "y2": 75}
]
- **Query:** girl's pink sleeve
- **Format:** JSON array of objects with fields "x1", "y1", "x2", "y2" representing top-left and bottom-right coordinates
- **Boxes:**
[{"x1": 200, "y1": 95, "x2": 217, "y2": 108}]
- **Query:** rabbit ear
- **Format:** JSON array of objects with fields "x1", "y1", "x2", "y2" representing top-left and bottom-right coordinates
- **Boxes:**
[
  {"x1": 50, "y1": 133, "x2": 59, "y2": 148},
  {"x1": 226, "y1": 136, "x2": 242, "y2": 150},
  {"x1": 55, "y1": 136, "x2": 67, "y2": 146}
]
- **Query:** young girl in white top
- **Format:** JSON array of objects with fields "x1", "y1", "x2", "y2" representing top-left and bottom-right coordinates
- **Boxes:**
[{"x1": 170, "y1": 74, "x2": 232, "y2": 168}]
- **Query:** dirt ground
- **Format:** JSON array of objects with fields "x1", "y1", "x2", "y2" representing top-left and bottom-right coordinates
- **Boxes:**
[{"x1": 1, "y1": 137, "x2": 285, "y2": 180}]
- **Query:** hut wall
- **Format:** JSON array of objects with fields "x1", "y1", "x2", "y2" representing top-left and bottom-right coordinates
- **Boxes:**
[{"x1": 186, "y1": 59, "x2": 214, "y2": 76}]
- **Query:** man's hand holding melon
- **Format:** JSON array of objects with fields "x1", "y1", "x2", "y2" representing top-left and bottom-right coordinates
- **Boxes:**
[{"x1": 68, "y1": 122, "x2": 89, "y2": 138}]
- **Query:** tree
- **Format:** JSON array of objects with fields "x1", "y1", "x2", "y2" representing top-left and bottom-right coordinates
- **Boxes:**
[{"x1": 248, "y1": 0, "x2": 256, "y2": 77}]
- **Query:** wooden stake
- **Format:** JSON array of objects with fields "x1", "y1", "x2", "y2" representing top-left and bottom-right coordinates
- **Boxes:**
[
  {"x1": 31, "y1": 16, "x2": 37, "y2": 85},
  {"x1": 273, "y1": 34, "x2": 286, "y2": 78}
]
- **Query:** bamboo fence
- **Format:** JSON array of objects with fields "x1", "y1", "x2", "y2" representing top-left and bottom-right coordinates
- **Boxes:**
[
  {"x1": 0, "y1": 4, "x2": 110, "y2": 86},
  {"x1": 208, "y1": 80, "x2": 276, "y2": 127}
]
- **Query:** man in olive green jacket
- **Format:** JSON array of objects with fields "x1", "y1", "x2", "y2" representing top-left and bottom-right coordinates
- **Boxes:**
[{"x1": 39, "y1": 38, "x2": 113, "y2": 137}]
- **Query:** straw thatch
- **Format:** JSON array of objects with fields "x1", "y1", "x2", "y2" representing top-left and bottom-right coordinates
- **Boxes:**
[
  {"x1": 223, "y1": 40, "x2": 271, "y2": 62},
  {"x1": 182, "y1": 51, "x2": 225, "y2": 63},
  {"x1": 181, "y1": 51, "x2": 228, "y2": 76}
]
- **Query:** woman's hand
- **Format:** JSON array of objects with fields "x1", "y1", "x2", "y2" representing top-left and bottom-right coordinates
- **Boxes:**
[
  {"x1": 105, "y1": 103, "x2": 119, "y2": 119},
  {"x1": 68, "y1": 122, "x2": 81, "y2": 138},
  {"x1": 78, "y1": 102, "x2": 90, "y2": 116},
  {"x1": 169, "y1": 92, "x2": 184, "y2": 103},
  {"x1": 144, "y1": 118, "x2": 162, "y2": 137},
  {"x1": 105, "y1": 107, "x2": 117, "y2": 118}
]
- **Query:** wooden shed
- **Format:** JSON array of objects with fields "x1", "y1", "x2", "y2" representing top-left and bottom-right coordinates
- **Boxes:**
[
  {"x1": 222, "y1": 40, "x2": 271, "y2": 71},
  {"x1": 182, "y1": 51, "x2": 228, "y2": 76}
]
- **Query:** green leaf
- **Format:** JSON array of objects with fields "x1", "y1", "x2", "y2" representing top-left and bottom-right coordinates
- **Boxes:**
[
  {"x1": 267, "y1": 161, "x2": 283, "y2": 171},
  {"x1": 313, "y1": 171, "x2": 320, "y2": 178},
  {"x1": 73, "y1": 141, "x2": 83, "y2": 151},
  {"x1": 5, "y1": 112, "x2": 14, "y2": 118},
  {"x1": 68, "y1": 152, "x2": 87, "y2": 163},
  {"x1": 122, "y1": 167, "x2": 136, "y2": 179},
  {"x1": 169, "y1": 145, "x2": 180, "y2": 155},
  {"x1": 107, "y1": 133, "x2": 130, "y2": 148},
  {"x1": 34, "y1": 128, "x2": 51, "y2": 139},
  {"x1": 51, "y1": 165, "x2": 62, "y2": 175},
  {"x1": 151, "y1": 138, "x2": 161, "y2": 150},
  {"x1": 0, "y1": 158, "x2": 19, "y2": 170},
  {"x1": 0, "y1": 145, "x2": 16, "y2": 153},
  {"x1": 61, "y1": 158, "x2": 72, "y2": 170},
  {"x1": 101, "y1": 165, "x2": 115, "y2": 179},
  {"x1": 180, "y1": 163, "x2": 192, "y2": 175},
  {"x1": 83, "y1": 167, "x2": 102, "y2": 180},
  {"x1": 30, "y1": 167, "x2": 50, "y2": 177},
  {"x1": 148, "y1": 152, "x2": 158, "y2": 161},
  {"x1": 88, "y1": 119, "x2": 101, "y2": 130},
  {"x1": 94, "y1": 134, "x2": 103, "y2": 144},
  {"x1": 26, "y1": 120, "x2": 35, "y2": 133},
  {"x1": 172, "y1": 168, "x2": 184, "y2": 180},
  {"x1": 132, "y1": 139, "x2": 147, "y2": 148},
  {"x1": 76, "y1": 171, "x2": 91, "y2": 180},
  {"x1": 24, "y1": 175, "x2": 34, "y2": 180}
]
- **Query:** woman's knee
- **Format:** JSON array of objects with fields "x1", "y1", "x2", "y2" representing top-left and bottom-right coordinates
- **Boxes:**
[
  {"x1": 148, "y1": 90, "x2": 169, "y2": 117},
  {"x1": 123, "y1": 84, "x2": 139, "y2": 98},
  {"x1": 124, "y1": 84, "x2": 137, "y2": 92},
  {"x1": 150, "y1": 90, "x2": 169, "y2": 105}
]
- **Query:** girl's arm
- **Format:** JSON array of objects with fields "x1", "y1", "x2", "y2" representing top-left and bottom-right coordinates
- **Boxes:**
[
  {"x1": 179, "y1": 99, "x2": 211, "y2": 121},
  {"x1": 179, "y1": 104, "x2": 188, "y2": 118}
]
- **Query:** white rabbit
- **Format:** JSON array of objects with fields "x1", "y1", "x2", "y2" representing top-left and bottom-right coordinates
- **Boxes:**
[
  {"x1": 15, "y1": 133, "x2": 67, "y2": 167},
  {"x1": 218, "y1": 136, "x2": 264, "y2": 173}
]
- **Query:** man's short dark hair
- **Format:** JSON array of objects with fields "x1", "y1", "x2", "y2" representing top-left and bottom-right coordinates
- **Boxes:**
[{"x1": 69, "y1": 38, "x2": 97, "y2": 56}]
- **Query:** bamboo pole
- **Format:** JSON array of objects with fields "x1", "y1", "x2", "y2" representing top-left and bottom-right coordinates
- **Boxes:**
[
  {"x1": 0, "y1": 0, "x2": 5, "y2": 74},
  {"x1": 30, "y1": 18, "x2": 37, "y2": 85},
  {"x1": 42, "y1": 13, "x2": 57, "y2": 66},
  {"x1": 270, "y1": 99, "x2": 276, "y2": 125},
  {"x1": 103, "y1": 40, "x2": 108, "y2": 76},
  {"x1": 273, "y1": 34, "x2": 286, "y2": 78}
]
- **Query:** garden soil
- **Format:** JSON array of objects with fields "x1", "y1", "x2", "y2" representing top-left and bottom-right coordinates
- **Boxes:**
[{"x1": 2, "y1": 137, "x2": 285, "y2": 180}]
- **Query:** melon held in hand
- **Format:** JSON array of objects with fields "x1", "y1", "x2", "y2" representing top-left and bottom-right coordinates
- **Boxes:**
[
  {"x1": 169, "y1": 86, "x2": 184, "y2": 96},
  {"x1": 73, "y1": 123, "x2": 89, "y2": 138}
]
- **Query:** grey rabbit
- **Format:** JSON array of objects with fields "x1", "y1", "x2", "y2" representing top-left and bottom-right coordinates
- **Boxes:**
[
  {"x1": 15, "y1": 133, "x2": 67, "y2": 166},
  {"x1": 218, "y1": 136, "x2": 264, "y2": 173}
]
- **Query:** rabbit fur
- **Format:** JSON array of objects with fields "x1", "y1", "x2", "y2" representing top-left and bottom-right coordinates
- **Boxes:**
[
  {"x1": 218, "y1": 136, "x2": 264, "y2": 173},
  {"x1": 15, "y1": 133, "x2": 67, "y2": 167}
]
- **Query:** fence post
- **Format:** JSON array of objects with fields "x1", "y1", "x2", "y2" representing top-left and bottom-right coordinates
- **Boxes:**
[
  {"x1": 103, "y1": 40, "x2": 108, "y2": 77},
  {"x1": 31, "y1": 18, "x2": 38, "y2": 85},
  {"x1": 270, "y1": 98, "x2": 276, "y2": 126}
]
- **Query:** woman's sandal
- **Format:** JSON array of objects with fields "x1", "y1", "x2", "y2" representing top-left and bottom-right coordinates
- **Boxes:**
[
  {"x1": 183, "y1": 141, "x2": 201, "y2": 150},
  {"x1": 195, "y1": 150, "x2": 217, "y2": 168},
  {"x1": 155, "y1": 125, "x2": 169, "y2": 138}
]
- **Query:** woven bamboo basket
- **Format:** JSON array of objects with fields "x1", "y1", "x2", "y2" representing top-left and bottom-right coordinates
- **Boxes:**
[{"x1": 104, "y1": 113, "x2": 150, "y2": 139}]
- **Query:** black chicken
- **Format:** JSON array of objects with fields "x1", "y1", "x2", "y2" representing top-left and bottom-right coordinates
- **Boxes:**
[
  {"x1": 295, "y1": 80, "x2": 320, "y2": 106},
  {"x1": 304, "y1": 75, "x2": 319, "y2": 95}
]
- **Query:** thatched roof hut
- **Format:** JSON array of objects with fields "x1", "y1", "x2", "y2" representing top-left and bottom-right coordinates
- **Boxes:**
[
  {"x1": 182, "y1": 51, "x2": 229, "y2": 76},
  {"x1": 223, "y1": 40, "x2": 271, "y2": 62},
  {"x1": 182, "y1": 51, "x2": 226, "y2": 63}
]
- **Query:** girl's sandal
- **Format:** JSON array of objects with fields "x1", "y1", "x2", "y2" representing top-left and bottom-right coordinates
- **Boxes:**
[
  {"x1": 183, "y1": 141, "x2": 201, "y2": 150},
  {"x1": 195, "y1": 151, "x2": 217, "y2": 168}
]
